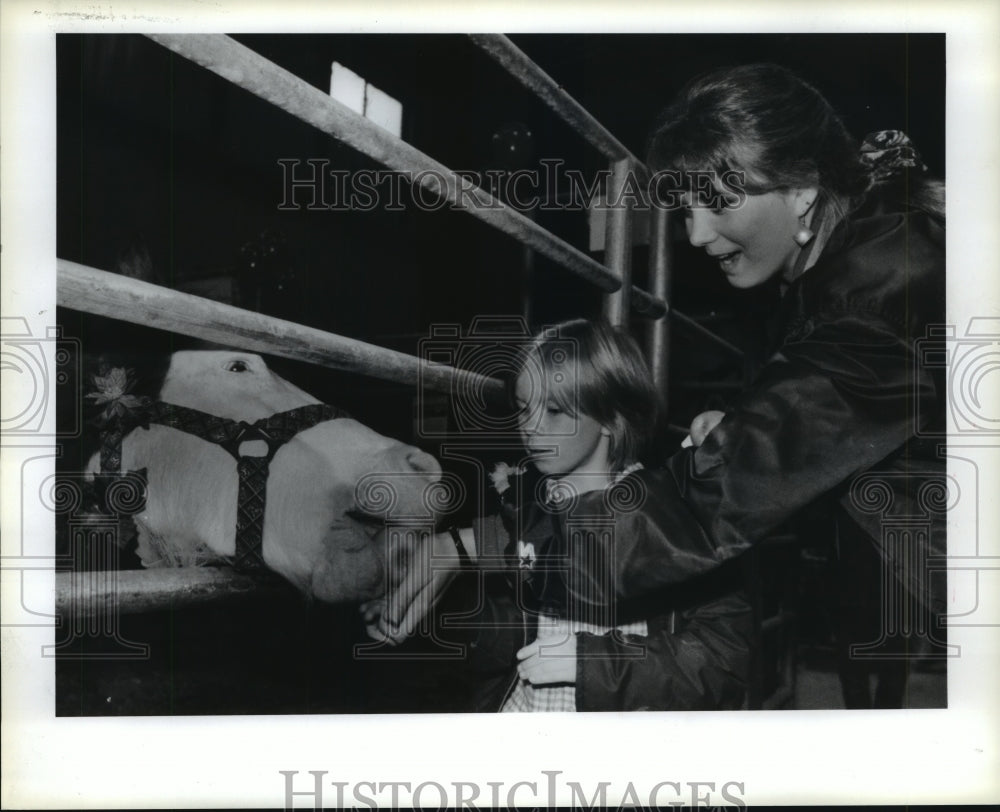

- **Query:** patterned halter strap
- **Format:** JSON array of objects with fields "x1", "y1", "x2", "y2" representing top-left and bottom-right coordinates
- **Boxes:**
[{"x1": 99, "y1": 399, "x2": 348, "y2": 572}]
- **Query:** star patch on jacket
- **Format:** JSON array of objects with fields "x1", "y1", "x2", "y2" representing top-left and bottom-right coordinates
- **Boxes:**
[{"x1": 517, "y1": 540, "x2": 537, "y2": 570}]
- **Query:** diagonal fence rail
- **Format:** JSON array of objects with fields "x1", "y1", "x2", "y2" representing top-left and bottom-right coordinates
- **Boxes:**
[{"x1": 148, "y1": 33, "x2": 667, "y2": 319}]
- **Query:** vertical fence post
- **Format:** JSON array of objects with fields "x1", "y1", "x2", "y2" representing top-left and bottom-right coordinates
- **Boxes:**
[
  {"x1": 646, "y1": 205, "x2": 673, "y2": 407},
  {"x1": 601, "y1": 158, "x2": 634, "y2": 326}
]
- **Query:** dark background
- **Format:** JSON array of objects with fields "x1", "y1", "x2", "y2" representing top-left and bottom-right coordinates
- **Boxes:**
[
  {"x1": 55, "y1": 33, "x2": 945, "y2": 714},
  {"x1": 56, "y1": 33, "x2": 945, "y2": 428}
]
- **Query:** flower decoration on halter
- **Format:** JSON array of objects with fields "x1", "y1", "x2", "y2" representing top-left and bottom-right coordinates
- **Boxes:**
[
  {"x1": 86, "y1": 367, "x2": 150, "y2": 425},
  {"x1": 860, "y1": 130, "x2": 928, "y2": 184}
]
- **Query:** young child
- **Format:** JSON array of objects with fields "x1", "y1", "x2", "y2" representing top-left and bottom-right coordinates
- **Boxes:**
[{"x1": 367, "y1": 319, "x2": 751, "y2": 711}]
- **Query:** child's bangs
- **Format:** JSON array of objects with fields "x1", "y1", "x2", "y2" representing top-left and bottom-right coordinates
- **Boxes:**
[{"x1": 535, "y1": 342, "x2": 580, "y2": 415}]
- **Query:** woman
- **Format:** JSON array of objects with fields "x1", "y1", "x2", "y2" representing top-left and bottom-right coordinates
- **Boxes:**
[
  {"x1": 646, "y1": 63, "x2": 947, "y2": 707},
  {"x1": 376, "y1": 63, "x2": 946, "y2": 708}
]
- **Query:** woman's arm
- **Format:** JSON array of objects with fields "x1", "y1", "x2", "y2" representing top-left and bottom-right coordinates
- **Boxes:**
[
  {"x1": 514, "y1": 565, "x2": 753, "y2": 711},
  {"x1": 575, "y1": 588, "x2": 752, "y2": 711},
  {"x1": 378, "y1": 310, "x2": 939, "y2": 627},
  {"x1": 561, "y1": 311, "x2": 938, "y2": 600}
]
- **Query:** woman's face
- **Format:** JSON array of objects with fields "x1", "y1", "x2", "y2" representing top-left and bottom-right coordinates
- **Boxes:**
[
  {"x1": 513, "y1": 368, "x2": 609, "y2": 479},
  {"x1": 684, "y1": 188, "x2": 806, "y2": 289}
]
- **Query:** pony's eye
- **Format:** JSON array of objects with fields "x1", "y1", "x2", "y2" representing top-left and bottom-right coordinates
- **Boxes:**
[{"x1": 225, "y1": 359, "x2": 250, "y2": 373}]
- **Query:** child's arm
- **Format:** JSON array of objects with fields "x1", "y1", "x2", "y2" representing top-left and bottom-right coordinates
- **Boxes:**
[{"x1": 361, "y1": 524, "x2": 478, "y2": 643}]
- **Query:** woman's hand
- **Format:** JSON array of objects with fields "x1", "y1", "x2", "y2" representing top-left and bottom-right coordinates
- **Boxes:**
[
  {"x1": 516, "y1": 634, "x2": 578, "y2": 685},
  {"x1": 359, "y1": 528, "x2": 468, "y2": 645},
  {"x1": 683, "y1": 409, "x2": 726, "y2": 448}
]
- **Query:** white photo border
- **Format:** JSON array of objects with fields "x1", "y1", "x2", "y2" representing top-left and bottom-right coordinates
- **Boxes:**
[{"x1": 2, "y1": 0, "x2": 998, "y2": 808}]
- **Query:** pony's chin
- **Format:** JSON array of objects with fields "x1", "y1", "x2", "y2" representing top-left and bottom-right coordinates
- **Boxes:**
[{"x1": 308, "y1": 519, "x2": 386, "y2": 603}]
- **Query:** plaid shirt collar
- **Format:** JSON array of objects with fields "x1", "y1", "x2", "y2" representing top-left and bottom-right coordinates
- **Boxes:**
[{"x1": 541, "y1": 462, "x2": 644, "y2": 506}]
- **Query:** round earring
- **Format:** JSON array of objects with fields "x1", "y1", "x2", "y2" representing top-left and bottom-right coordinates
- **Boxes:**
[{"x1": 793, "y1": 216, "x2": 815, "y2": 247}]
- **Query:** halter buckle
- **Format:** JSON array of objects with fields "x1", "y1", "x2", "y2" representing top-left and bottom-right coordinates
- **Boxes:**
[{"x1": 221, "y1": 421, "x2": 279, "y2": 462}]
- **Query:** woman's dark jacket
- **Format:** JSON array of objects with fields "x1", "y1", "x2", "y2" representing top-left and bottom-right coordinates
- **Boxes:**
[
  {"x1": 557, "y1": 207, "x2": 947, "y2": 625},
  {"x1": 462, "y1": 467, "x2": 752, "y2": 712}
]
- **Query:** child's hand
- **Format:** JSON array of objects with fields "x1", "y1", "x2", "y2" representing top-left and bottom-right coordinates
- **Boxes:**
[
  {"x1": 682, "y1": 409, "x2": 726, "y2": 448},
  {"x1": 516, "y1": 635, "x2": 577, "y2": 685},
  {"x1": 361, "y1": 529, "x2": 465, "y2": 645}
]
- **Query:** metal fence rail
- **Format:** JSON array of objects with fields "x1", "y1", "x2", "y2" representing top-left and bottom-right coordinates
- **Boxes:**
[{"x1": 671, "y1": 309, "x2": 746, "y2": 359}]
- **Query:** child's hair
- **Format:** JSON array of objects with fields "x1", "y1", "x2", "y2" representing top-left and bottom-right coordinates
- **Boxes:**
[{"x1": 514, "y1": 318, "x2": 661, "y2": 472}]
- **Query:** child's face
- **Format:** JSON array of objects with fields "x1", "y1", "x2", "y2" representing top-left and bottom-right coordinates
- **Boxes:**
[{"x1": 514, "y1": 368, "x2": 610, "y2": 479}]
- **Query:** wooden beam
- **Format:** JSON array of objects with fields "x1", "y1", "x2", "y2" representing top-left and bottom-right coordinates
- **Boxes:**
[
  {"x1": 470, "y1": 34, "x2": 646, "y2": 170},
  {"x1": 55, "y1": 567, "x2": 288, "y2": 616},
  {"x1": 58, "y1": 259, "x2": 504, "y2": 395},
  {"x1": 601, "y1": 158, "x2": 635, "y2": 326},
  {"x1": 147, "y1": 34, "x2": 666, "y2": 318},
  {"x1": 646, "y1": 205, "x2": 673, "y2": 399}
]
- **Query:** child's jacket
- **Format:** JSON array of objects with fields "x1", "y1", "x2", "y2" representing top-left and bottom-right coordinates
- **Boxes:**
[{"x1": 460, "y1": 465, "x2": 752, "y2": 712}]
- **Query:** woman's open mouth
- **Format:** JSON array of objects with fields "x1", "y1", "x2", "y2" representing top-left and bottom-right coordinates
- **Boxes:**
[{"x1": 713, "y1": 250, "x2": 741, "y2": 272}]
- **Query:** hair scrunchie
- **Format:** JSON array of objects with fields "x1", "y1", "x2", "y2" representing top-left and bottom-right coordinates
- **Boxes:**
[{"x1": 860, "y1": 130, "x2": 928, "y2": 184}]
